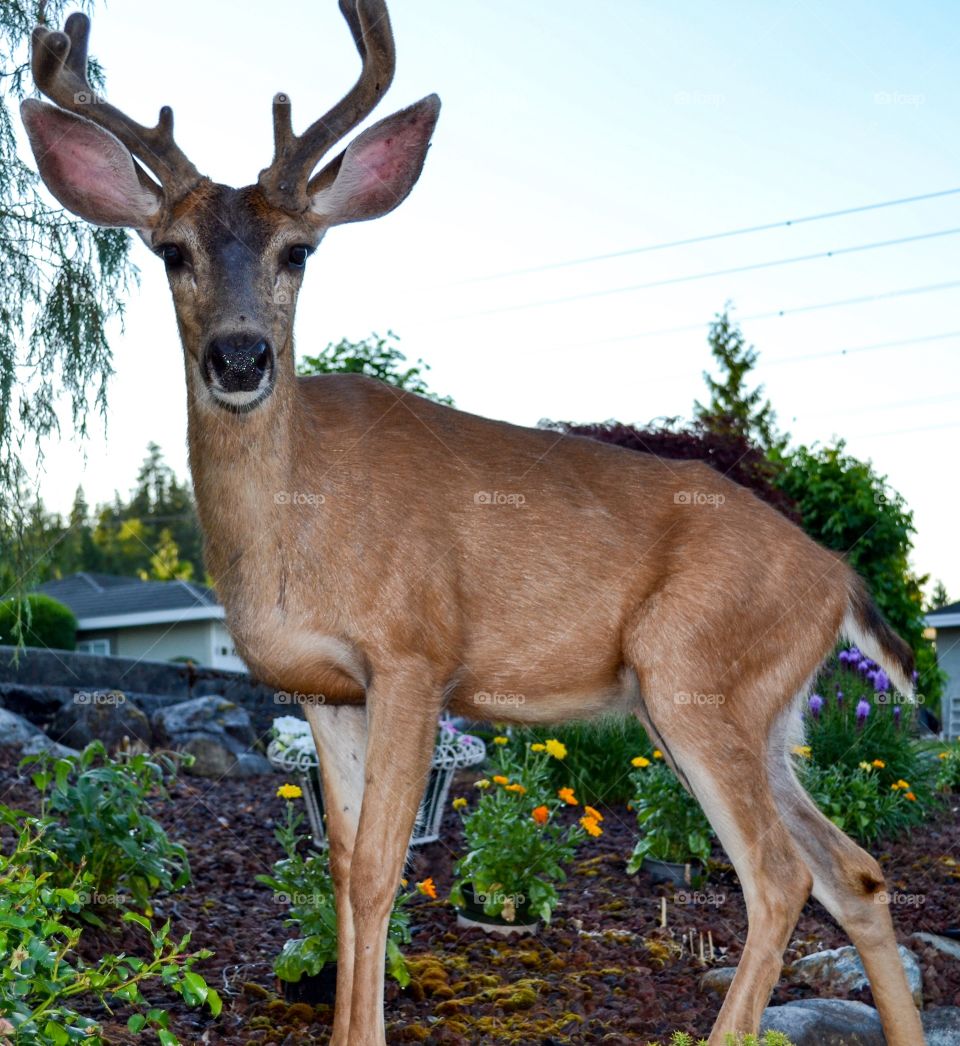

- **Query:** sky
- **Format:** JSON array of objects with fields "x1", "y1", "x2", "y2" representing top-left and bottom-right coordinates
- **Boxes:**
[{"x1": 20, "y1": 0, "x2": 960, "y2": 598}]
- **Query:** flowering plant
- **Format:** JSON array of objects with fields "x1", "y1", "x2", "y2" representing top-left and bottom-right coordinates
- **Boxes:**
[
  {"x1": 449, "y1": 736, "x2": 598, "y2": 923},
  {"x1": 936, "y1": 743, "x2": 960, "y2": 792},
  {"x1": 627, "y1": 751, "x2": 714, "y2": 871}
]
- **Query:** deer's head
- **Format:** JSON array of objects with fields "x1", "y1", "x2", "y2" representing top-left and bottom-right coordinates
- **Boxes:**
[{"x1": 21, "y1": 1, "x2": 439, "y2": 414}]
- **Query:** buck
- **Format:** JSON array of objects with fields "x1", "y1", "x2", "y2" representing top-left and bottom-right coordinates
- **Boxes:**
[{"x1": 21, "y1": 3, "x2": 925, "y2": 1044}]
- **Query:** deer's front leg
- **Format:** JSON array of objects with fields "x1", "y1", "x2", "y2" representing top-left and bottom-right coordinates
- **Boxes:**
[
  {"x1": 301, "y1": 701, "x2": 367, "y2": 1046},
  {"x1": 347, "y1": 666, "x2": 441, "y2": 1046}
]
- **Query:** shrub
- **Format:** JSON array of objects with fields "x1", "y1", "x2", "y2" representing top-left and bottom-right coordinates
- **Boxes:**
[
  {"x1": 512, "y1": 718, "x2": 649, "y2": 805},
  {"x1": 450, "y1": 736, "x2": 599, "y2": 924},
  {"x1": 935, "y1": 742, "x2": 960, "y2": 792},
  {"x1": 22, "y1": 741, "x2": 190, "y2": 914},
  {"x1": 0, "y1": 815, "x2": 219, "y2": 1045},
  {"x1": 257, "y1": 786, "x2": 412, "y2": 986},
  {"x1": 627, "y1": 752, "x2": 714, "y2": 871},
  {"x1": 0, "y1": 594, "x2": 76, "y2": 650}
]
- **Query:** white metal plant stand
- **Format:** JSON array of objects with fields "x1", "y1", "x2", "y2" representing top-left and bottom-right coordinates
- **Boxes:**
[{"x1": 267, "y1": 716, "x2": 486, "y2": 847}]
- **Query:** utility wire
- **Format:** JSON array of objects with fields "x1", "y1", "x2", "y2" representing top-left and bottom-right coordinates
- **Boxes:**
[
  {"x1": 454, "y1": 187, "x2": 960, "y2": 285},
  {"x1": 456, "y1": 227, "x2": 960, "y2": 319}
]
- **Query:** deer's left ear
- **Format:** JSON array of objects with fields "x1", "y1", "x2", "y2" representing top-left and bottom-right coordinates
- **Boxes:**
[{"x1": 308, "y1": 94, "x2": 440, "y2": 225}]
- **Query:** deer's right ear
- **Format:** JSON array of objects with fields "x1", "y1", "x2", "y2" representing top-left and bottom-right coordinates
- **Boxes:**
[{"x1": 21, "y1": 99, "x2": 161, "y2": 229}]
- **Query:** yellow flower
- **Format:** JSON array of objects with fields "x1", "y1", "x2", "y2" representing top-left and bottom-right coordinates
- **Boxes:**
[
  {"x1": 276, "y1": 783, "x2": 303, "y2": 800},
  {"x1": 905, "y1": 791, "x2": 917, "y2": 802},
  {"x1": 400, "y1": 878, "x2": 408, "y2": 887},
  {"x1": 859, "y1": 761, "x2": 873, "y2": 771},
  {"x1": 493, "y1": 736, "x2": 509, "y2": 746},
  {"x1": 530, "y1": 743, "x2": 546, "y2": 752},
  {"x1": 891, "y1": 779, "x2": 911, "y2": 791},
  {"x1": 557, "y1": 787, "x2": 577, "y2": 805},
  {"x1": 584, "y1": 805, "x2": 604, "y2": 822},
  {"x1": 475, "y1": 779, "x2": 491, "y2": 789},
  {"x1": 791, "y1": 745, "x2": 811, "y2": 759},
  {"x1": 652, "y1": 749, "x2": 663, "y2": 760},
  {"x1": 939, "y1": 752, "x2": 951, "y2": 760},
  {"x1": 505, "y1": 783, "x2": 526, "y2": 795},
  {"x1": 871, "y1": 759, "x2": 886, "y2": 769},
  {"x1": 417, "y1": 878, "x2": 437, "y2": 900},
  {"x1": 532, "y1": 805, "x2": 549, "y2": 824},
  {"x1": 544, "y1": 738, "x2": 567, "y2": 760},
  {"x1": 492, "y1": 775, "x2": 509, "y2": 786},
  {"x1": 452, "y1": 797, "x2": 467, "y2": 810},
  {"x1": 632, "y1": 756, "x2": 651, "y2": 768},
  {"x1": 580, "y1": 815, "x2": 603, "y2": 838}
]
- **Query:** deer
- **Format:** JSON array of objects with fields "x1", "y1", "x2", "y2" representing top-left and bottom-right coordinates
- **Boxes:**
[{"x1": 20, "y1": 3, "x2": 926, "y2": 1044}]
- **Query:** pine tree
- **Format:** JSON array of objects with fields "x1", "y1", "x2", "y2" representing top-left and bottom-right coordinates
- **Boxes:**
[{"x1": 929, "y1": 580, "x2": 951, "y2": 610}]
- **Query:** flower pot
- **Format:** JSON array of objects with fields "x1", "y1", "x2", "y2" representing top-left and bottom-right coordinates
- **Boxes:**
[
  {"x1": 641, "y1": 857, "x2": 704, "y2": 887},
  {"x1": 454, "y1": 884, "x2": 540, "y2": 937},
  {"x1": 281, "y1": 963, "x2": 338, "y2": 1005}
]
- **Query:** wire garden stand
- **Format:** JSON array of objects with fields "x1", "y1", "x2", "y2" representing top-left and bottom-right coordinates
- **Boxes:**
[{"x1": 267, "y1": 717, "x2": 486, "y2": 847}]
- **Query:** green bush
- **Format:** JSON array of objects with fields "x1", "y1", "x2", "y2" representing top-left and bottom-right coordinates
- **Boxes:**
[
  {"x1": 0, "y1": 815, "x2": 219, "y2": 1045},
  {"x1": 22, "y1": 742, "x2": 190, "y2": 915},
  {"x1": 512, "y1": 718, "x2": 649, "y2": 805},
  {"x1": 935, "y1": 741, "x2": 960, "y2": 792},
  {"x1": 0, "y1": 594, "x2": 76, "y2": 650}
]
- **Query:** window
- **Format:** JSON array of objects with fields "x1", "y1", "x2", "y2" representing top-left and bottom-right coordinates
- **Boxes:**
[{"x1": 77, "y1": 638, "x2": 110, "y2": 656}]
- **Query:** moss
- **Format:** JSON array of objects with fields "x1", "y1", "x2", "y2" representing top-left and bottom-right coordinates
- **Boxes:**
[
  {"x1": 285, "y1": 1002, "x2": 315, "y2": 1024},
  {"x1": 242, "y1": 981, "x2": 273, "y2": 999}
]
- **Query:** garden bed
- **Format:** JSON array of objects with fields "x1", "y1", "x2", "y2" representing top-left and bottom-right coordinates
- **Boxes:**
[{"x1": 2, "y1": 748, "x2": 957, "y2": 1044}]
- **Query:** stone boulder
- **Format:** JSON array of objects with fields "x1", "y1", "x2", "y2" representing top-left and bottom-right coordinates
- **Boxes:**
[
  {"x1": 49, "y1": 690, "x2": 152, "y2": 751},
  {"x1": 787, "y1": 943, "x2": 922, "y2": 1007},
  {"x1": 20, "y1": 734, "x2": 81, "y2": 760},
  {"x1": 923, "y1": 1006, "x2": 960, "y2": 1045},
  {"x1": 0, "y1": 707, "x2": 45, "y2": 748},
  {"x1": 151, "y1": 695, "x2": 272, "y2": 778},
  {"x1": 761, "y1": 999, "x2": 960, "y2": 1046},
  {"x1": 0, "y1": 682, "x2": 72, "y2": 723}
]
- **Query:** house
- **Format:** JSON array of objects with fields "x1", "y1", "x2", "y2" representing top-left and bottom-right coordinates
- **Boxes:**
[
  {"x1": 35, "y1": 573, "x2": 247, "y2": 673},
  {"x1": 924, "y1": 601, "x2": 960, "y2": 740}
]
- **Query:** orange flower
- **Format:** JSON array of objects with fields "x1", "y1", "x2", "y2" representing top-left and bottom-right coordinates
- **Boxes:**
[
  {"x1": 557, "y1": 787, "x2": 577, "y2": 805},
  {"x1": 871, "y1": 759, "x2": 886, "y2": 769},
  {"x1": 580, "y1": 815, "x2": 603, "y2": 838},
  {"x1": 416, "y1": 877, "x2": 437, "y2": 899},
  {"x1": 583, "y1": 805, "x2": 604, "y2": 822},
  {"x1": 532, "y1": 805, "x2": 549, "y2": 824},
  {"x1": 492, "y1": 775, "x2": 509, "y2": 786},
  {"x1": 905, "y1": 792, "x2": 917, "y2": 802},
  {"x1": 505, "y1": 783, "x2": 527, "y2": 795}
]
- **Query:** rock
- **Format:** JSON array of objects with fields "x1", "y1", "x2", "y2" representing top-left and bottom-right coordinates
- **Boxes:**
[
  {"x1": 0, "y1": 682, "x2": 72, "y2": 721},
  {"x1": 49, "y1": 691, "x2": 152, "y2": 751},
  {"x1": 787, "y1": 943, "x2": 922, "y2": 1007},
  {"x1": 912, "y1": 931, "x2": 960, "y2": 962},
  {"x1": 922, "y1": 1006, "x2": 960, "y2": 1045},
  {"x1": 761, "y1": 999, "x2": 884, "y2": 1044},
  {"x1": 698, "y1": 966, "x2": 737, "y2": 996},
  {"x1": 20, "y1": 734, "x2": 81, "y2": 760},
  {"x1": 0, "y1": 707, "x2": 44, "y2": 747},
  {"x1": 153, "y1": 696, "x2": 272, "y2": 778}
]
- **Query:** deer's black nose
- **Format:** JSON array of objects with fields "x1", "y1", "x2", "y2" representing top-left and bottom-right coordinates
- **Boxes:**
[{"x1": 205, "y1": 335, "x2": 272, "y2": 393}]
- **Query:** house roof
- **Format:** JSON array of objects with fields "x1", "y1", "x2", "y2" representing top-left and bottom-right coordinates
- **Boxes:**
[
  {"x1": 36, "y1": 573, "x2": 224, "y2": 630},
  {"x1": 925, "y1": 601, "x2": 960, "y2": 629}
]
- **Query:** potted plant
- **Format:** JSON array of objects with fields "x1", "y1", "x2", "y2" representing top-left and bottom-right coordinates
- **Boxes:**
[
  {"x1": 450, "y1": 736, "x2": 602, "y2": 935},
  {"x1": 626, "y1": 752, "x2": 713, "y2": 885},
  {"x1": 257, "y1": 784, "x2": 414, "y2": 1003}
]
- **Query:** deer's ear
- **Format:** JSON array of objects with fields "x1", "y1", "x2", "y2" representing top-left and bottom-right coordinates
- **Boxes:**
[
  {"x1": 308, "y1": 94, "x2": 440, "y2": 225},
  {"x1": 21, "y1": 99, "x2": 161, "y2": 229}
]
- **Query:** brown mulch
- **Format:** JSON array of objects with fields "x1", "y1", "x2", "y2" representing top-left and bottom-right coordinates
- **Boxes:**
[{"x1": 1, "y1": 747, "x2": 958, "y2": 1044}]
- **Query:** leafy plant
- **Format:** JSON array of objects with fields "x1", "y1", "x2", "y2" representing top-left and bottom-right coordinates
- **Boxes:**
[
  {"x1": 661, "y1": 1033, "x2": 794, "y2": 1046},
  {"x1": 450, "y1": 737, "x2": 598, "y2": 924},
  {"x1": 627, "y1": 752, "x2": 714, "y2": 871},
  {"x1": 0, "y1": 815, "x2": 219, "y2": 1045},
  {"x1": 256, "y1": 788, "x2": 412, "y2": 986},
  {"x1": 21, "y1": 742, "x2": 189, "y2": 915},
  {"x1": 0, "y1": 594, "x2": 76, "y2": 651},
  {"x1": 935, "y1": 741, "x2": 960, "y2": 793}
]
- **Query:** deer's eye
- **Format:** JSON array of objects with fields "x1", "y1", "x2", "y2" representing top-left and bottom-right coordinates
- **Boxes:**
[
  {"x1": 158, "y1": 244, "x2": 185, "y2": 270},
  {"x1": 287, "y1": 244, "x2": 311, "y2": 269}
]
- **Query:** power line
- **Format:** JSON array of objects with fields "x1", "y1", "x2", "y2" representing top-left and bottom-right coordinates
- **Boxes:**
[
  {"x1": 454, "y1": 186, "x2": 960, "y2": 285},
  {"x1": 456, "y1": 227, "x2": 960, "y2": 319}
]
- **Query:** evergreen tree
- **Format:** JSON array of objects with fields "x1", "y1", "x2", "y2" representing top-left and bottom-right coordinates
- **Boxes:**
[{"x1": 929, "y1": 580, "x2": 951, "y2": 610}]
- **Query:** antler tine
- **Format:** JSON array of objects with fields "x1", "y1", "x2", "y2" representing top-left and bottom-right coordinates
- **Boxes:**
[
  {"x1": 258, "y1": 0, "x2": 396, "y2": 210},
  {"x1": 31, "y1": 12, "x2": 202, "y2": 200}
]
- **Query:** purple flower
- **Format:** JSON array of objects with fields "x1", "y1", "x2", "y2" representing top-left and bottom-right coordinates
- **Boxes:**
[
  {"x1": 838, "y1": 650, "x2": 851, "y2": 666},
  {"x1": 856, "y1": 699, "x2": 871, "y2": 725},
  {"x1": 865, "y1": 669, "x2": 878, "y2": 686},
  {"x1": 836, "y1": 687, "x2": 844, "y2": 706},
  {"x1": 808, "y1": 694, "x2": 824, "y2": 719},
  {"x1": 912, "y1": 669, "x2": 919, "y2": 685},
  {"x1": 893, "y1": 705, "x2": 902, "y2": 727},
  {"x1": 873, "y1": 670, "x2": 890, "y2": 694}
]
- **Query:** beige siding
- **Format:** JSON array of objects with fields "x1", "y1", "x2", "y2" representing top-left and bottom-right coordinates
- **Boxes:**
[{"x1": 114, "y1": 622, "x2": 213, "y2": 665}]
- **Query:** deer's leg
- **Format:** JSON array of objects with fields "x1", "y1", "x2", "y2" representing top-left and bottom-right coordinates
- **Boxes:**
[
  {"x1": 633, "y1": 689, "x2": 812, "y2": 1042},
  {"x1": 301, "y1": 702, "x2": 367, "y2": 1046},
  {"x1": 347, "y1": 665, "x2": 441, "y2": 1046},
  {"x1": 769, "y1": 714, "x2": 925, "y2": 1046}
]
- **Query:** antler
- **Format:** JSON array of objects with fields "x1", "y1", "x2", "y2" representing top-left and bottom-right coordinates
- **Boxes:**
[
  {"x1": 257, "y1": 0, "x2": 396, "y2": 211},
  {"x1": 31, "y1": 12, "x2": 202, "y2": 201}
]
